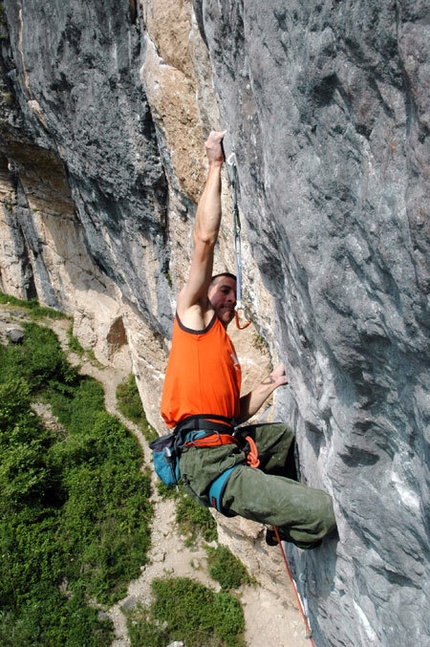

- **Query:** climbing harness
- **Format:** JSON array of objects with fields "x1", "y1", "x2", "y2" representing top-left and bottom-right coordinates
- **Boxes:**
[
  {"x1": 272, "y1": 526, "x2": 315, "y2": 645},
  {"x1": 149, "y1": 414, "x2": 234, "y2": 487},
  {"x1": 205, "y1": 427, "x2": 261, "y2": 514},
  {"x1": 150, "y1": 414, "x2": 259, "y2": 500},
  {"x1": 226, "y1": 153, "x2": 252, "y2": 330}
]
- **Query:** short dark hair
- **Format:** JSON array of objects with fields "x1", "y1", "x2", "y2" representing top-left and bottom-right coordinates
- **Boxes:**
[{"x1": 211, "y1": 272, "x2": 237, "y2": 285}]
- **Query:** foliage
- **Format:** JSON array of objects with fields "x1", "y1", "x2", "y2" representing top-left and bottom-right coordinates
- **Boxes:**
[
  {"x1": 206, "y1": 545, "x2": 256, "y2": 590},
  {"x1": 175, "y1": 489, "x2": 218, "y2": 545},
  {"x1": 0, "y1": 321, "x2": 154, "y2": 644},
  {"x1": 126, "y1": 577, "x2": 245, "y2": 647},
  {"x1": 0, "y1": 322, "x2": 77, "y2": 390},
  {"x1": 0, "y1": 584, "x2": 113, "y2": 647},
  {"x1": 0, "y1": 378, "x2": 62, "y2": 510},
  {"x1": 156, "y1": 479, "x2": 181, "y2": 500},
  {"x1": 66, "y1": 323, "x2": 85, "y2": 355},
  {"x1": 0, "y1": 291, "x2": 66, "y2": 319},
  {"x1": 252, "y1": 332, "x2": 269, "y2": 353},
  {"x1": 116, "y1": 373, "x2": 158, "y2": 442}
]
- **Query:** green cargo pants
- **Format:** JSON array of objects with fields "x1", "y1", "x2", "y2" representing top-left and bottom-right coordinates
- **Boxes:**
[{"x1": 179, "y1": 423, "x2": 336, "y2": 549}]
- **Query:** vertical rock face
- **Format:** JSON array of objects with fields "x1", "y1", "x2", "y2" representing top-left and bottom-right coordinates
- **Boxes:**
[
  {"x1": 0, "y1": 1, "x2": 429, "y2": 645},
  {"x1": 195, "y1": 1, "x2": 430, "y2": 644}
]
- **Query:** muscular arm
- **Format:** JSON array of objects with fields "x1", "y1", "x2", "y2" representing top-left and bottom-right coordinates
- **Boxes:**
[
  {"x1": 177, "y1": 131, "x2": 226, "y2": 330},
  {"x1": 237, "y1": 363, "x2": 288, "y2": 424}
]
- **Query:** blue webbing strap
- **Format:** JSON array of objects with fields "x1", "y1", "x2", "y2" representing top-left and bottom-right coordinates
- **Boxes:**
[{"x1": 208, "y1": 466, "x2": 238, "y2": 516}]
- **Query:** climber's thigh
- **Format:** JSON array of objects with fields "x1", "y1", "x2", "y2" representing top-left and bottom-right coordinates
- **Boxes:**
[
  {"x1": 179, "y1": 442, "x2": 246, "y2": 506},
  {"x1": 222, "y1": 464, "x2": 334, "y2": 531}
]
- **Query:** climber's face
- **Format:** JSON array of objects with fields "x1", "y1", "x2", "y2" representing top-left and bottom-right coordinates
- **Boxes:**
[{"x1": 208, "y1": 275, "x2": 237, "y2": 328}]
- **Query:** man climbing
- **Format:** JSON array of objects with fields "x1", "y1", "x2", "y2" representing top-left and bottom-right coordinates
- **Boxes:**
[{"x1": 160, "y1": 131, "x2": 336, "y2": 549}]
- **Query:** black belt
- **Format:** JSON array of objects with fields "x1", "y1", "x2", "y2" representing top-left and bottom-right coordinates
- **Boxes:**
[
  {"x1": 175, "y1": 414, "x2": 235, "y2": 437},
  {"x1": 175, "y1": 413, "x2": 235, "y2": 444}
]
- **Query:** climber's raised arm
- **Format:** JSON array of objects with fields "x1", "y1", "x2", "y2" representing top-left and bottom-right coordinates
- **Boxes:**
[{"x1": 177, "y1": 131, "x2": 227, "y2": 331}]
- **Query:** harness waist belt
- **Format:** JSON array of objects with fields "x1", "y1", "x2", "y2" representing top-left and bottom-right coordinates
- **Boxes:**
[
  {"x1": 183, "y1": 432, "x2": 240, "y2": 450},
  {"x1": 175, "y1": 414, "x2": 235, "y2": 436}
]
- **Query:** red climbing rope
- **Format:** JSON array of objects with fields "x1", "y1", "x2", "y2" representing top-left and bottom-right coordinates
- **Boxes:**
[
  {"x1": 244, "y1": 434, "x2": 260, "y2": 468},
  {"x1": 273, "y1": 526, "x2": 316, "y2": 645}
]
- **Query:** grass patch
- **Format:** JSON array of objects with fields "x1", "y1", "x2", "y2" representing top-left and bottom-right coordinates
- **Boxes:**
[
  {"x1": 176, "y1": 489, "x2": 218, "y2": 545},
  {"x1": 1, "y1": 321, "x2": 78, "y2": 389},
  {"x1": 0, "y1": 290, "x2": 67, "y2": 320},
  {"x1": 0, "y1": 321, "x2": 154, "y2": 644},
  {"x1": 116, "y1": 373, "x2": 158, "y2": 442},
  {"x1": 66, "y1": 324, "x2": 102, "y2": 367},
  {"x1": 66, "y1": 322, "x2": 85, "y2": 355},
  {"x1": 126, "y1": 577, "x2": 245, "y2": 647},
  {"x1": 156, "y1": 479, "x2": 181, "y2": 500},
  {"x1": 206, "y1": 545, "x2": 256, "y2": 590}
]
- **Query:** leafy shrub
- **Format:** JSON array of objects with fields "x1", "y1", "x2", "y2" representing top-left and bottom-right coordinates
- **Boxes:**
[
  {"x1": 176, "y1": 490, "x2": 218, "y2": 544},
  {"x1": 66, "y1": 323, "x2": 85, "y2": 354},
  {"x1": 46, "y1": 396, "x2": 153, "y2": 605},
  {"x1": 116, "y1": 373, "x2": 158, "y2": 442},
  {"x1": 156, "y1": 479, "x2": 181, "y2": 500},
  {"x1": 127, "y1": 577, "x2": 245, "y2": 647},
  {"x1": 0, "y1": 584, "x2": 114, "y2": 647},
  {"x1": 0, "y1": 378, "x2": 62, "y2": 511},
  {"x1": 0, "y1": 376, "x2": 31, "y2": 430},
  {"x1": 47, "y1": 376, "x2": 106, "y2": 437},
  {"x1": 1, "y1": 322, "x2": 77, "y2": 389},
  {"x1": 206, "y1": 545, "x2": 255, "y2": 590},
  {"x1": 0, "y1": 321, "x2": 154, "y2": 643}
]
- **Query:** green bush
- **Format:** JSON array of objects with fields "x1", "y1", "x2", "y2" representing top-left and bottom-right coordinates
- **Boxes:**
[
  {"x1": 206, "y1": 545, "x2": 255, "y2": 590},
  {"x1": 156, "y1": 479, "x2": 181, "y2": 500},
  {"x1": 0, "y1": 376, "x2": 31, "y2": 430},
  {"x1": 0, "y1": 322, "x2": 77, "y2": 389},
  {"x1": 0, "y1": 584, "x2": 114, "y2": 647},
  {"x1": 176, "y1": 490, "x2": 218, "y2": 544},
  {"x1": 66, "y1": 323, "x2": 85, "y2": 355},
  {"x1": 127, "y1": 577, "x2": 245, "y2": 647},
  {"x1": 0, "y1": 378, "x2": 62, "y2": 511},
  {"x1": 116, "y1": 374, "x2": 158, "y2": 442},
  {"x1": 47, "y1": 377, "x2": 106, "y2": 438},
  {"x1": 0, "y1": 321, "x2": 154, "y2": 643}
]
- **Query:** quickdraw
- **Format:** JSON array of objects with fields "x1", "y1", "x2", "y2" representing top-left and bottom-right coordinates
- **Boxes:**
[{"x1": 226, "y1": 152, "x2": 252, "y2": 330}]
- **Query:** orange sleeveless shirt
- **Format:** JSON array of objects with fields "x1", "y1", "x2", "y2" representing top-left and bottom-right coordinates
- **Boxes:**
[{"x1": 160, "y1": 313, "x2": 242, "y2": 428}]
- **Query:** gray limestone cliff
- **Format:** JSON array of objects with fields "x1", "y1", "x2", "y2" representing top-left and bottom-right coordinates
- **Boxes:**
[{"x1": 0, "y1": 1, "x2": 429, "y2": 645}]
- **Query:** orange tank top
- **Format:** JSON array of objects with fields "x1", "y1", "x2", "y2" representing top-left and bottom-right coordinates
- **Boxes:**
[{"x1": 160, "y1": 313, "x2": 242, "y2": 428}]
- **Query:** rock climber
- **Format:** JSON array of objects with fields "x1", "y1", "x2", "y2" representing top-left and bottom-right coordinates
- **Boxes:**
[{"x1": 160, "y1": 130, "x2": 336, "y2": 549}]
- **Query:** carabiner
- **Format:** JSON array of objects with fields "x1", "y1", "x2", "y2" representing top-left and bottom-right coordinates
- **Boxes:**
[{"x1": 235, "y1": 307, "x2": 252, "y2": 330}]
